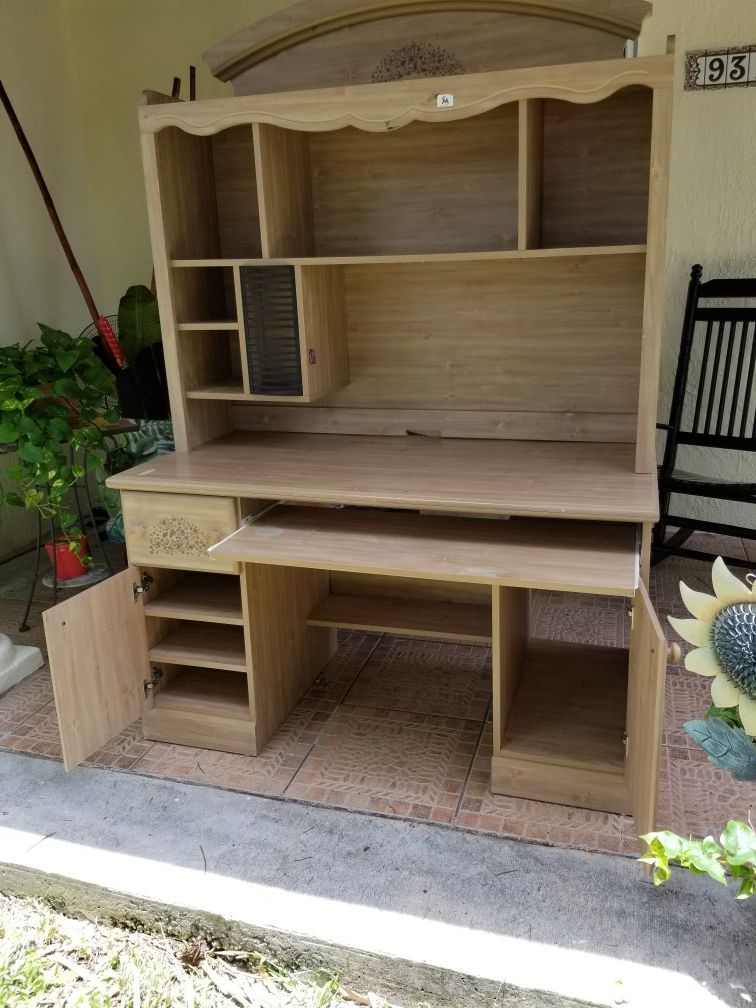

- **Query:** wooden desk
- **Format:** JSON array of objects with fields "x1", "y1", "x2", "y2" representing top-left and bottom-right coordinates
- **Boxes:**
[{"x1": 108, "y1": 431, "x2": 659, "y2": 522}]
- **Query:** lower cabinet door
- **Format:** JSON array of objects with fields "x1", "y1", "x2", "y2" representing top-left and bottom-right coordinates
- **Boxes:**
[
  {"x1": 43, "y1": 568, "x2": 150, "y2": 770},
  {"x1": 626, "y1": 582, "x2": 667, "y2": 837}
]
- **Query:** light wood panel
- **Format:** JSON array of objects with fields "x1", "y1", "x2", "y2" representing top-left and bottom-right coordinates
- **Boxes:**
[
  {"x1": 107, "y1": 431, "x2": 659, "y2": 522},
  {"x1": 233, "y1": 405, "x2": 637, "y2": 442},
  {"x1": 541, "y1": 88, "x2": 652, "y2": 247},
  {"x1": 518, "y1": 99, "x2": 543, "y2": 250},
  {"x1": 206, "y1": 0, "x2": 651, "y2": 93},
  {"x1": 143, "y1": 704, "x2": 257, "y2": 755},
  {"x1": 491, "y1": 752, "x2": 630, "y2": 814},
  {"x1": 491, "y1": 586, "x2": 529, "y2": 748},
  {"x1": 170, "y1": 244, "x2": 647, "y2": 267},
  {"x1": 211, "y1": 505, "x2": 639, "y2": 595},
  {"x1": 500, "y1": 640, "x2": 628, "y2": 769},
  {"x1": 121, "y1": 491, "x2": 239, "y2": 573},
  {"x1": 327, "y1": 255, "x2": 645, "y2": 412},
  {"x1": 43, "y1": 569, "x2": 148, "y2": 771},
  {"x1": 626, "y1": 583, "x2": 666, "y2": 835},
  {"x1": 254, "y1": 124, "x2": 314, "y2": 257},
  {"x1": 152, "y1": 666, "x2": 250, "y2": 718},
  {"x1": 140, "y1": 56, "x2": 674, "y2": 136},
  {"x1": 309, "y1": 105, "x2": 519, "y2": 255},
  {"x1": 297, "y1": 265, "x2": 349, "y2": 400},
  {"x1": 307, "y1": 593, "x2": 491, "y2": 642},
  {"x1": 243, "y1": 563, "x2": 336, "y2": 749},
  {"x1": 144, "y1": 573, "x2": 244, "y2": 624},
  {"x1": 635, "y1": 85, "x2": 673, "y2": 474},
  {"x1": 149, "y1": 623, "x2": 247, "y2": 671},
  {"x1": 211, "y1": 126, "x2": 262, "y2": 258},
  {"x1": 330, "y1": 572, "x2": 490, "y2": 604}
]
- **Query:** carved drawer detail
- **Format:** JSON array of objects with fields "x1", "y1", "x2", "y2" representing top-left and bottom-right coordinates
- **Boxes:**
[{"x1": 121, "y1": 491, "x2": 239, "y2": 573}]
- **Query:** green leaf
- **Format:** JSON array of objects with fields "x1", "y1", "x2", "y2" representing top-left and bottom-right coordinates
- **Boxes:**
[
  {"x1": 4, "y1": 492, "x2": 24, "y2": 508},
  {"x1": 17, "y1": 442, "x2": 43, "y2": 465},
  {"x1": 54, "y1": 349, "x2": 79, "y2": 373},
  {"x1": 721, "y1": 820, "x2": 756, "y2": 867},
  {"x1": 0, "y1": 417, "x2": 19, "y2": 442},
  {"x1": 118, "y1": 284, "x2": 162, "y2": 362},
  {"x1": 52, "y1": 377, "x2": 81, "y2": 399}
]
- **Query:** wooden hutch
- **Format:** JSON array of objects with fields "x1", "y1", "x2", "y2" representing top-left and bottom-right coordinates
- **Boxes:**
[{"x1": 44, "y1": 48, "x2": 672, "y2": 836}]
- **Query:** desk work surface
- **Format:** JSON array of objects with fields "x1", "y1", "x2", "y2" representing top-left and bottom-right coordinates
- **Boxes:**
[
  {"x1": 108, "y1": 432, "x2": 658, "y2": 522},
  {"x1": 210, "y1": 505, "x2": 639, "y2": 596}
]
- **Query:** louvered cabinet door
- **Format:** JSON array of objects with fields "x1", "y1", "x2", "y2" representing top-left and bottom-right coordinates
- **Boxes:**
[
  {"x1": 238, "y1": 263, "x2": 348, "y2": 402},
  {"x1": 240, "y1": 265, "x2": 303, "y2": 396}
]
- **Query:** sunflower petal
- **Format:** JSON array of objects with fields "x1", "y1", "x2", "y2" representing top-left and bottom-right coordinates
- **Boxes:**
[
  {"x1": 711, "y1": 556, "x2": 751, "y2": 605},
  {"x1": 739, "y1": 695, "x2": 756, "y2": 736},
  {"x1": 668, "y1": 616, "x2": 712, "y2": 647},
  {"x1": 679, "y1": 582, "x2": 723, "y2": 620},
  {"x1": 711, "y1": 673, "x2": 741, "y2": 708},
  {"x1": 685, "y1": 647, "x2": 721, "y2": 677}
]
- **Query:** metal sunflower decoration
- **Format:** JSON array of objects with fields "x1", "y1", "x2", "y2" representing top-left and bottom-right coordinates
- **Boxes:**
[{"x1": 669, "y1": 556, "x2": 756, "y2": 780}]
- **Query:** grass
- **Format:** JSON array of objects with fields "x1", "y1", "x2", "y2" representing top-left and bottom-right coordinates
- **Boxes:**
[{"x1": 0, "y1": 892, "x2": 407, "y2": 1008}]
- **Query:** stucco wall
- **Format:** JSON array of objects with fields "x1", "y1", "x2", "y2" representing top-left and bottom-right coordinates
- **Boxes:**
[
  {"x1": 0, "y1": 1, "x2": 754, "y2": 559},
  {"x1": 640, "y1": 1, "x2": 756, "y2": 532}
]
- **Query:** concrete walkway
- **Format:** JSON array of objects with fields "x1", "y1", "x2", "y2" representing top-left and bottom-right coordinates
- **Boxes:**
[{"x1": 0, "y1": 750, "x2": 752, "y2": 1008}]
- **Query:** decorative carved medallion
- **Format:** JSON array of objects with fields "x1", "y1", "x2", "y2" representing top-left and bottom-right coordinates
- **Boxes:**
[
  {"x1": 149, "y1": 516, "x2": 208, "y2": 557},
  {"x1": 372, "y1": 41, "x2": 465, "y2": 83}
]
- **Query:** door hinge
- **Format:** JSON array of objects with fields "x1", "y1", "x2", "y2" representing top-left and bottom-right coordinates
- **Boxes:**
[
  {"x1": 143, "y1": 666, "x2": 163, "y2": 697},
  {"x1": 133, "y1": 573, "x2": 154, "y2": 602},
  {"x1": 628, "y1": 607, "x2": 634, "y2": 630}
]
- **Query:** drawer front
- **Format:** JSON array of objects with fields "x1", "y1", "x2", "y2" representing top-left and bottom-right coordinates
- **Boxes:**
[{"x1": 121, "y1": 491, "x2": 239, "y2": 573}]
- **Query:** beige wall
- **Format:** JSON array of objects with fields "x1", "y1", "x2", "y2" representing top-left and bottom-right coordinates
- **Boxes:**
[
  {"x1": 639, "y1": 1, "x2": 756, "y2": 531},
  {"x1": 0, "y1": 1, "x2": 754, "y2": 557}
]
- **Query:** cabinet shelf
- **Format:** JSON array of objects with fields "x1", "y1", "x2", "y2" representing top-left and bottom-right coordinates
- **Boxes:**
[
  {"x1": 149, "y1": 623, "x2": 247, "y2": 671},
  {"x1": 307, "y1": 593, "x2": 491, "y2": 643},
  {"x1": 144, "y1": 574, "x2": 243, "y2": 625},
  {"x1": 170, "y1": 245, "x2": 646, "y2": 269},
  {"x1": 185, "y1": 384, "x2": 247, "y2": 400},
  {"x1": 176, "y1": 321, "x2": 239, "y2": 331},
  {"x1": 152, "y1": 666, "x2": 250, "y2": 720}
]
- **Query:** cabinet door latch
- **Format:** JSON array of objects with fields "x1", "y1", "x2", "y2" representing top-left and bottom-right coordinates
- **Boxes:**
[
  {"x1": 143, "y1": 666, "x2": 163, "y2": 697},
  {"x1": 133, "y1": 574, "x2": 154, "y2": 602}
]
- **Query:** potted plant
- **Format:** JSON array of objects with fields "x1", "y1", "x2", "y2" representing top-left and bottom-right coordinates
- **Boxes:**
[{"x1": 0, "y1": 324, "x2": 118, "y2": 575}]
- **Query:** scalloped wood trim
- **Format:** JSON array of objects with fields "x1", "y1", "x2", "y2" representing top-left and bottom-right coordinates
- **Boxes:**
[
  {"x1": 205, "y1": 0, "x2": 653, "y2": 84},
  {"x1": 140, "y1": 54, "x2": 672, "y2": 136}
]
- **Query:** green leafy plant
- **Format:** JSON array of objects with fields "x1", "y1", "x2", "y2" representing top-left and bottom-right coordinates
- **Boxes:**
[
  {"x1": 117, "y1": 284, "x2": 161, "y2": 363},
  {"x1": 640, "y1": 819, "x2": 755, "y2": 899},
  {"x1": 0, "y1": 324, "x2": 118, "y2": 553}
]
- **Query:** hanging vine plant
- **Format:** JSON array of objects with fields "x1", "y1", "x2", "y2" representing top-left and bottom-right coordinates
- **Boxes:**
[{"x1": 0, "y1": 324, "x2": 118, "y2": 552}]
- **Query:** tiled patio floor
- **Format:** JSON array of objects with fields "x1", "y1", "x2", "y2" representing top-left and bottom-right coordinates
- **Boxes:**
[{"x1": 1, "y1": 533, "x2": 754, "y2": 857}]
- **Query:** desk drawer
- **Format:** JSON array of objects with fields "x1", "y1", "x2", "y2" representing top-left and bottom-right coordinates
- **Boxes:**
[{"x1": 121, "y1": 491, "x2": 239, "y2": 573}]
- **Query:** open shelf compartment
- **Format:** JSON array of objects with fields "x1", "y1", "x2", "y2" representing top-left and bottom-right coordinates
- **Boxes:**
[
  {"x1": 147, "y1": 620, "x2": 247, "y2": 672},
  {"x1": 143, "y1": 572, "x2": 243, "y2": 625}
]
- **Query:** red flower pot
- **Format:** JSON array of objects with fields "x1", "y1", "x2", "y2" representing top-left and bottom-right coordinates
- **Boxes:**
[{"x1": 44, "y1": 536, "x2": 89, "y2": 580}]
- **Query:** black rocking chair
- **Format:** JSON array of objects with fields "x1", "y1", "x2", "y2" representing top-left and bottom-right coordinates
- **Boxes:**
[{"x1": 654, "y1": 264, "x2": 756, "y2": 568}]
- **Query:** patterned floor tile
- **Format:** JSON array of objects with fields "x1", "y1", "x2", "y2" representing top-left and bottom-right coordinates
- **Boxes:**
[
  {"x1": 286, "y1": 704, "x2": 482, "y2": 823},
  {"x1": 662, "y1": 667, "x2": 712, "y2": 750},
  {"x1": 455, "y1": 724, "x2": 629, "y2": 854},
  {"x1": 0, "y1": 667, "x2": 53, "y2": 738},
  {"x1": 0, "y1": 699, "x2": 63, "y2": 759},
  {"x1": 135, "y1": 698, "x2": 335, "y2": 796},
  {"x1": 531, "y1": 591, "x2": 630, "y2": 648},
  {"x1": 344, "y1": 636, "x2": 491, "y2": 720},
  {"x1": 656, "y1": 747, "x2": 755, "y2": 839},
  {"x1": 306, "y1": 630, "x2": 381, "y2": 702}
]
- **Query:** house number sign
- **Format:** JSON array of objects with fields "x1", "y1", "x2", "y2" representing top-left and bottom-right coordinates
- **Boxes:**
[{"x1": 685, "y1": 43, "x2": 756, "y2": 90}]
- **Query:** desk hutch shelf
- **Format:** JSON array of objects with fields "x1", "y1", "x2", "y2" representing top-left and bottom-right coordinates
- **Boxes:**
[{"x1": 44, "y1": 53, "x2": 672, "y2": 838}]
